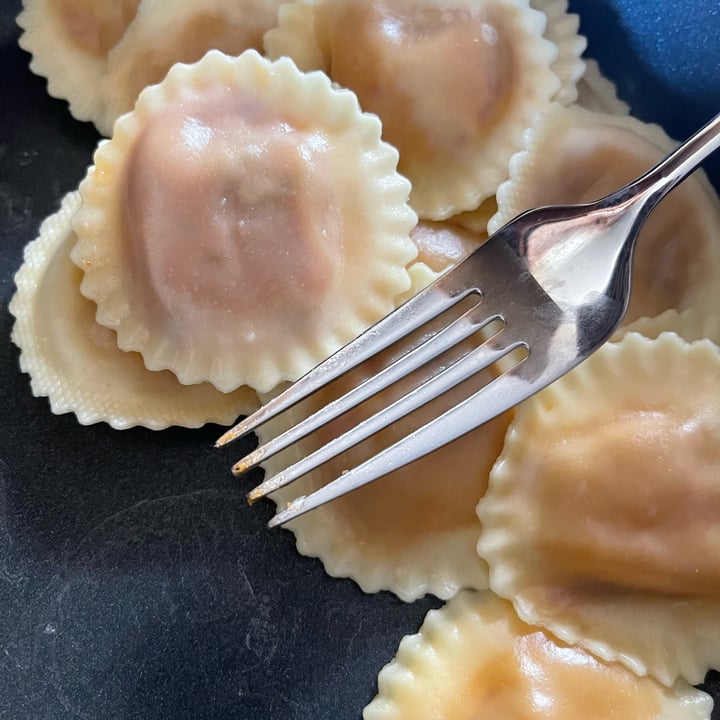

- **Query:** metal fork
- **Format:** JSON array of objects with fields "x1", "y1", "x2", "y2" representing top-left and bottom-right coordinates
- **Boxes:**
[{"x1": 217, "y1": 112, "x2": 720, "y2": 527}]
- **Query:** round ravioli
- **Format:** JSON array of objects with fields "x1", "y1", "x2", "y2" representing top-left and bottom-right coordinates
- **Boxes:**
[
  {"x1": 71, "y1": 49, "x2": 417, "y2": 395},
  {"x1": 477, "y1": 331, "x2": 720, "y2": 686},
  {"x1": 265, "y1": 0, "x2": 561, "y2": 219},
  {"x1": 364, "y1": 591, "x2": 713, "y2": 720},
  {"x1": 98, "y1": 0, "x2": 286, "y2": 136},
  {"x1": 17, "y1": 0, "x2": 140, "y2": 128},
  {"x1": 255, "y1": 246, "x2": 511, "y2": 602},
  {"x1": 488, "y1": 104, "x2": 720, "y2": 325},
  {"x1": 9, "y1": 191, "x2": 258, "y2": 430}
]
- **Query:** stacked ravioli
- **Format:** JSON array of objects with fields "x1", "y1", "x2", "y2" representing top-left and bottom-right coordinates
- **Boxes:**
[
  {"x1": 17, "y1": 0, "x2": 290, "y2": 135},
  {"x1": 10, "y1": 0, "x2": 720, "y2": 718},
  {"x1": 11, "y1": 47, "x2": 418, "y2": 427}
]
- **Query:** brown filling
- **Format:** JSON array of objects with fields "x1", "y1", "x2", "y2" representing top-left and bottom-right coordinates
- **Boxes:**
[
  {"x1": 122, "y1": 84, "x2": 342, "y2": 345},
  {"x1": 308, "y1": 352, "x2": 512, "y2": 545},
  {"x1": 527, "y1": 408, "x2": 720, "y2": 597},
  {"x1": 327, "y1": 0, "x2": 514, "y2": 167}
]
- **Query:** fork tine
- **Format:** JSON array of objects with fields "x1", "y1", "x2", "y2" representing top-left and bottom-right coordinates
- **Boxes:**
[
  {"x1": 266, "y1": 358, "x2": 540, "y2": 527},
  {"x1": 214, "y1": 271, "x2": 475, "y2": 448},
  {"x1": 231, "y1": 297, "x2": 504, "y2": 476},
  {"x1": 249, "y1": 330, "x2": 526, "y2": 505},
  {"x1": 266, "y1": 301, "x2": 594, "y2": 528}
]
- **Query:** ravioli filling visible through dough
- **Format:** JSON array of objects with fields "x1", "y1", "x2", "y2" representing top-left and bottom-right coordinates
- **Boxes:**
[
  {"x1": 264, "y1": 381, "x2": 507, "y2": 598},
  {"x1": 327, "y1": 0, "x2": 514, "y2": 166},
  {"x1": 123, "y1": 84, "x2": 343, "y2": 344},
  {"x1": 524, "y1": 407, "x2": 720, "y2": 596},
  {"x1": 9, "y1": 191, "x2": 259, "y2": 429},
  {"x1": 266, "y1": 0, "x2": 559, "y2": 219},
  {"x1": 262, "y1": 284, "x2": 512, "y2": 599},
  {"x1": 363, "y1": 591, "x2": 713, "y2": 720},
  {"x1": 310, "y1": 364, "x2": 511, "y2": 545},
  {"x1": 480, "y1": 335, "x2": 720, "y2": 594},
  {"x1": 72, "y1": 51, "x2": 417, "y2": 394},
  {"x1": 477, "y1": 333, "x2": 720, "y2": 684}
]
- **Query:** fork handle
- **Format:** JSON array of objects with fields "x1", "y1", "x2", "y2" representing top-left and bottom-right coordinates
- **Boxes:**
[{"x1": 622, "y1": 112, "x2": 720, "y2": 217}]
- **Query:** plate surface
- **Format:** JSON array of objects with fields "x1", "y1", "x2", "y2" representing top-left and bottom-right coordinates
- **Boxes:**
[{"x1": 0, "y1": 1, "x2": 718, "y2": 718}]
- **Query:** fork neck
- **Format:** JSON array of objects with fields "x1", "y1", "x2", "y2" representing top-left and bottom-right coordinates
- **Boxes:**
[{"x1": 611, "y1": 112, "x2": 720, "y2": 224}]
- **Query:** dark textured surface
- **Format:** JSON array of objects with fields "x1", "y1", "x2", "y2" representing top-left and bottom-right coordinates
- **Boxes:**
[{"x1": 0, "y1": 0, "x2": 718, "y2": 718}]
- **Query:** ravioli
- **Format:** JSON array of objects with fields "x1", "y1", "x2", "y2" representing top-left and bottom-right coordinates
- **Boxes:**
[
  {"x1": 396, "y1": 220, "x2": 485, "y2": 303},
  {"x1": 530, "y1": 0, "x2": 586, "y2": 104},
  {"x1": 614, "y1": 307, "x2": 720, "y2": 345},
  {"x1": 449, "y1": 198, "x2": 498, "y2": 237},
  {"x1": 364, "y1": 591, "x2": 713, "y2": 720},
  {"x1": 576, "y1": 58, "x2": 631, "y2": 115},
  {"x1": 9, "y1": 191, "x2": 258, "y2": 430},
  {"x1": 17, "y1": 0, "x2": 140, "y2": 127},
  {"x1": 98, "y1": 0, "x2": 286, "y2": 136},
  {"x1": 477, "y1": 331, "x2": 720, "y2": 685},
  {"x1": 71, "y1": 49, "x2": 417, "y2": 395},
  {"x1": 265, "y1": 0, "x2": 562, "y2": 219}
]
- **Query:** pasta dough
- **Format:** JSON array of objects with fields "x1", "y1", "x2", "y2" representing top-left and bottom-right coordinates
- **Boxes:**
[
  {"x1": 477, "y1": 331, "x2": 720, "y2": 685},
  {"x1": 71, "y1": 50, "x2": 418, "y2": 394},
  {"x1": 9, "y1": 191, "x2": 258, "y2": 430},
  {"x1": 265, "y1": 0, "x2": 563, "y2": 219},
  {"x1": 364, "y1": 591, "x2": 713, "y2": 720}
]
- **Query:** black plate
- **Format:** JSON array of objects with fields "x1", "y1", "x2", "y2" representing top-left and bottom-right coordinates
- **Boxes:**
[{"x1": 1, "y1": 1, "x2": 718, "y2": 718}]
